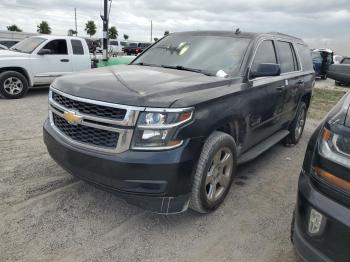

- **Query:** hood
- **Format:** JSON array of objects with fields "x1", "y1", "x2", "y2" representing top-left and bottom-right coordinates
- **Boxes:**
[
  {"x1": 0, "y1": 50, "x2": 29, "y2": 59},
  {"x1": 53, "y1": 65, "x2": 239, "y2": 108}
]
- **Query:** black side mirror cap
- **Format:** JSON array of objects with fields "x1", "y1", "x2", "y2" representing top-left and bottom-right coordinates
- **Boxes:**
[
  {"x1": 250, "y1": 63, "x2": 281, "y2": 78},
  {"x1": 38, "y1": 48, "x2": 52, "y2": 55}
]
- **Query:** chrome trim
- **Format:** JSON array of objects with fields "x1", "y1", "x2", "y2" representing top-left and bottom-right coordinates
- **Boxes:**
[
  {"x1": 50, "y1": 87, "x2": 144, "y2": 127},
  {"x1": 132, "y1": 140, "x2": 184, "y2": 151},
  {"x1": 48, "y1": 87, "x2": 142, "y2": 154},
  {"x1": 137, "y1": 110, "x2": 194, "y2": 129},
  {"x1": 144, "y1": 107, "x2": 194, "y2": 113},
  {"x1": 49, "y1": 111, "x2": 134, "y2": 154}
]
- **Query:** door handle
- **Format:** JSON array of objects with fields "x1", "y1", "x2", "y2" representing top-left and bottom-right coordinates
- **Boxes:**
[
  {"x1": 276, "y1": 85, "x2": 285, "y2": 91},
  {"x1": 60, "y1": 59, "x2": 69, "y2": 62},
  {"x1": 297, "y1": 80, "x2": 304, "y2": 85}
]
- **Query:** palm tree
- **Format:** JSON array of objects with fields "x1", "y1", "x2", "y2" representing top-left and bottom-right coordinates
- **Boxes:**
[
  {"x1": 108, "y1": 26, "x2": 118, "y2": 39},
  {"x1": 7, "y1": 24, "x2": 22, "y2": 32},
  {"x1": 37, "y1": 21, "x2": 51, "y2": 34},
  {"x1": 85, "y1": 20, "x2": 96, "y2": 37},
  {"x1": 123, "y1": 34, "x2": 129, "y2": 41},
  {"x1": 67, "y1": 29, "x2": 77, "y2": 36},
  {"x1": 164, "y1": 30, "x2": 170, "y2": 36}
]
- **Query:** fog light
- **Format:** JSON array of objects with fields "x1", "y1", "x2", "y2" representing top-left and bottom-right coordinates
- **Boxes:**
[{"x1": 308, "y1": 209, "x2": 324, "y2": 235}]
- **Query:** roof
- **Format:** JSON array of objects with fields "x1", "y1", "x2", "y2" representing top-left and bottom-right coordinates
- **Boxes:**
[
  {"x1": 170, "y1": 30, "x2": 304, "y2": 43},
  {"x1": 32, "y1": 35, "x2": 86, "y2": 41}
]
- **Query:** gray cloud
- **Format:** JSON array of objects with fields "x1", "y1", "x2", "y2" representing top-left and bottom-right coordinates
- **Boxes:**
[{"x1": 0, "y1": 0, "x2": 349, "y2": 54}]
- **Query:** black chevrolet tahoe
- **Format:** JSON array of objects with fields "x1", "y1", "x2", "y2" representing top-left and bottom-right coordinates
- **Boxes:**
[
  {"x1": 44, "y1": 31, "x2": 315, "y2": 214},
  {"x1": 292, "y1": 91, "x2": 350, "y2": 262}
]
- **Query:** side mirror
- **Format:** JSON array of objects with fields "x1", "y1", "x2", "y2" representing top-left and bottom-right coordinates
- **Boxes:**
[
  {"x1": 250, "y1": 63, "x2": 281, "y2": 78},
  {"x1": 38, "y1": 48, "x2": 52, "y2": 55}
]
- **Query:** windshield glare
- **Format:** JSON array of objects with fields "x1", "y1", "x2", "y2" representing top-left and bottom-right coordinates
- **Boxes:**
[
  {"x1": 10, "y1": 37, "x2": 46, "y2": 53},
  {"x1": 132, "y1": 35, "x2": 251, "y2": 75}
]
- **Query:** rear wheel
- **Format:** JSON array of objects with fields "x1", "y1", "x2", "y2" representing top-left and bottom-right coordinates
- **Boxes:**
[
  {"x1": 190, "y1": 131, "x2": 237, "y2": 213},
  {"x1": 283, "y1": 102, "x2": 307, "y2": 146},
  {"x1": 0, "y1": 71, "x2": 28, "y2": 99}
]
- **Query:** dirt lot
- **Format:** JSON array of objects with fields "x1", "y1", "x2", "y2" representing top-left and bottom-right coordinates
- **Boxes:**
[{"x1": 0, "y1": 80, "x2": 346, "y2": 262}]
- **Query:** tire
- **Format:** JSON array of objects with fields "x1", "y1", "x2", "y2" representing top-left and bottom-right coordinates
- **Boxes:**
[
  {"x1": 290, "y1": 209, "x2": 296, "y2": 243},
  {"x1": 283, "y1": 102, "x2": 307, "y2": 146},
  {"x1": 190, "y1": 131, "x2": 237, "y2": 213},
  {"x1": 320, "y1": 74, "x2": 327, "y2": 80},
  {"x1": 0, "y1": 71, "x2": 28, "y2": 99},
  {"x1": 335, "y1": 81, "x2": 341, "y2": 86}
]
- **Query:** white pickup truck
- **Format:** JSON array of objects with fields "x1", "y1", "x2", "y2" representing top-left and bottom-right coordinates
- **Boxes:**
[{"x1": 0, "y1": 35, "x2": 91, "y2": 99}]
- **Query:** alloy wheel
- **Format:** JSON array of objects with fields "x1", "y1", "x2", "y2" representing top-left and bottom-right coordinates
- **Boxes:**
[
  {"x1": 205, "y1": 147, "x2": 234, "y2": 202},
  {"x1": 3, "y1": 77, "x2": 23, "y2": 95}
]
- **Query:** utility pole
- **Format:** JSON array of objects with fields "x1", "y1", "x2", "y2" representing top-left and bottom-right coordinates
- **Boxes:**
[
  {"x1": 101, "y1": 0, "x2": 109, "y2": 60},
  {"x1": 74, "y1": 8, "x2": 78, "y2": 36},
  {"x1": 150, "y1": 20, "x2": 153, "y2": 43}
]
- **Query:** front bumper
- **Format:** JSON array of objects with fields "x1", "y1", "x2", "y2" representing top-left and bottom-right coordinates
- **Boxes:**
[
  {"x1": 43, "y1": 119, "x2": 203, "y2": 214},
  {"x1": 293, "y1": 172, "x2": 350, "y2": 262}
]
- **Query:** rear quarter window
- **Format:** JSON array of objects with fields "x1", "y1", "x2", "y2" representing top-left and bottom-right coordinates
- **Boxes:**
[
  {"x1": 71, "y1": 40, "x2": 84, "y2": 55},
  {"x1": 296, "y1": 44, "x2": 314, "y2": 71},
  {"x1": 276, "y1": 41, "x2": 299, "y2": 73}
]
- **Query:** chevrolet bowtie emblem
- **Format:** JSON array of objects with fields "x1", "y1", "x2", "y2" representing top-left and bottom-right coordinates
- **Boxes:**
[{"x1": 63, "y1": 111, "x2": 82, "y2": 125}]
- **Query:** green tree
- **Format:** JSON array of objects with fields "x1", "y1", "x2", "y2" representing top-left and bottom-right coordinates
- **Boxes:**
[
  {"x1": 67, "y1": 29, "x2": 77, "y2": 36},
  {"x1": 153, "y1": 37, "x2": 159, "y2": 42},
  {"x1": 85, "y1": 20, "x2": 97, "y2": 37},
  {"x1": 164, "y1": 30, "x2": 170, "y2": 36},
  {"x1": 123, "y1": 34, "x2": 129, "y2": 40},
  {"x1": 108, "y1": 26, "x2": 118, "y2": 39},
  {"x1": 37, "y1": 21, "x2": 51, "y2": 34},
  {"x1": 7, "y1": 24, "x2": 22, "y2": 32}
]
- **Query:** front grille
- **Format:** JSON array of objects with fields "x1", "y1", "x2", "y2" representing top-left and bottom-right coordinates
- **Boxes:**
[
  {"x1": 52, "y1": 113, "x2": 119, "y2": 148},
  {"x1": 52, "y1": 92, "x2": 126, "y2": 120}
]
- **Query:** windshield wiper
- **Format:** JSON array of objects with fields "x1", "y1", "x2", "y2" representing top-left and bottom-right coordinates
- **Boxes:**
[
  {"x1": 160, "y1": 65, "x2": 214, "y2": 76},
  {"x1": 133, "y1": 62, "x2": 161, "y2": 67}
]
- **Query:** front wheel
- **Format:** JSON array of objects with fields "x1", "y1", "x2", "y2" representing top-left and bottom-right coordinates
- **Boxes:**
[
  {"x1": 0, "y1": 71, "x2": 29, "y2": 99},
  {"x1": 190, "y1": 131, "x2": 237, "y2": 213}
]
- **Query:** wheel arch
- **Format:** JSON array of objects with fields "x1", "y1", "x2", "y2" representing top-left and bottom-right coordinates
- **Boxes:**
[
  {"x1": 301, "y1": 92, "x2": 312, "y2": 109},
  {"x1": 0, "y1": 67, "x2": 32, "y2": 86}
]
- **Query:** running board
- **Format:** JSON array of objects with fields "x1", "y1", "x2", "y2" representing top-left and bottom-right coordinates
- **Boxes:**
[{"x1": 238, "y1": 130, "x2": 290, "y2": 165}]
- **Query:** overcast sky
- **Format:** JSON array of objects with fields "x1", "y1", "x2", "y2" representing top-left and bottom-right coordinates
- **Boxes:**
[{"x1": 0, "y1": 0, "x2": 349, "y2": 54}]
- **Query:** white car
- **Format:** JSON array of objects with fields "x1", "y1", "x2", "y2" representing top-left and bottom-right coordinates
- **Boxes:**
[
  {"x1": 0, "y1": 35, "x2": 91, "y2": 99},
  {"x1": 108, "y1": 40, "x2": 128, "y2": 56}
]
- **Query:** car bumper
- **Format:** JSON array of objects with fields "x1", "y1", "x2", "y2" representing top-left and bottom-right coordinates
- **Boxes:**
[
  {"x1": 293, "y1": 172, "x2": 350, "y2": 262},
  {"x1": 43, "y1": 119, "x2": 203, "y2": 214}
]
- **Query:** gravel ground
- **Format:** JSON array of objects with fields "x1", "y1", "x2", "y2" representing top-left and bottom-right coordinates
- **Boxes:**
[{"x1": 0, "y1": 84, "x2": 326, "y2": 262}]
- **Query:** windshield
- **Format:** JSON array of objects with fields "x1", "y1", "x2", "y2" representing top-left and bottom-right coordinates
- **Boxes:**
[
  {"x1": 10, "y1": 37, "x2": 46, "y2": 53},
  {"x1": 132, "y1": 34, "x2": 251, "y2": 76}
]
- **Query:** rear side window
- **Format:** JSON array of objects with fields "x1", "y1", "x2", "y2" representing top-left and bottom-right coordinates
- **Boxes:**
[
  {"x1": 71, "y1": 40, "x2": 84, "y2": 55},
  {"x1": 42, "y1": 39, "x2": 68, "y2": 55},
  {"x1": 251, "y1": 40, "x2": 277, "y2": 72},
  {"x1": 276, "y1": 41, "x2": 299, "y2": 73},
  {"x1": 296, "y1": 44, "x2": 314, "y2": 71}
]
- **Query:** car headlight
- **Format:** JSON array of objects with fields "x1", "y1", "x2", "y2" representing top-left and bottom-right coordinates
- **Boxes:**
[
  {"x1": 319, "y1": 128, "x2": 350, "y2": 169},
  {"x1": 131, "y1": 108, "x2": 194, "y2": 150}
]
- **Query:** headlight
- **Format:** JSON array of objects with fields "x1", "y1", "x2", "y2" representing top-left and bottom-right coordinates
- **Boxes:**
[
  {"x1": 131, "y1": 108, "x2": 194, "y2": 150},
  {"x1": 319, "y1": 128, "x2": 350, "y2": 169}
]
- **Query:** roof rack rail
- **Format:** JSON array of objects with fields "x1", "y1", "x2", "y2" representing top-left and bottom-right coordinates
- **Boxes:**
[{"x1": 267, "y1": 32, "x2": 303, "y2": 41}]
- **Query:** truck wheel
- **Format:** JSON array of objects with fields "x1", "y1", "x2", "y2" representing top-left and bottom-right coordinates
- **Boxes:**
[
  {"x1": 283, "y1": 102, "x2": 307, "y2": 146},
  {"x1": 0, "y1": 71, "x2": 28, "y2": 99},
  {"x1": 190, "y1": 131, "x2": 237, "y2": 213}
]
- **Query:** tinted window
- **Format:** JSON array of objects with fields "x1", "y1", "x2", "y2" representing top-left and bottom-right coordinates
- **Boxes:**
[
  {"x1": 71, "y1": 40, "x2": 84, "y2": 55},
  {"x1": 296, "y1": 44, "x2": 314, "y2": 71},
  {"x1": 251, "y1": 40, "x2": 277, "y2": 72},
  {"x1": 342, "y1": 58, "x2": 350, "y2": 64},
  {"x1": 0, "y1": 40, "x2": 19, "y2": 48},
  {"x1": 42, "y1": 40, "x2": 68, "y2": 55},
  {"x1": 110, "y1": 41, "x2": 118, "y2": 46},
  {"x1": 277, "y1": 41, "x2": 297, "y2": 73},
  {"x1": 128, "y1": 43, "x2": 138, "y2": 47},
  {"x1": 120, "y1": 41, "x2": 127, "y2": 46},
  {"x1": 133, "y1": 35, "x2": 251, "y2": 76}
]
